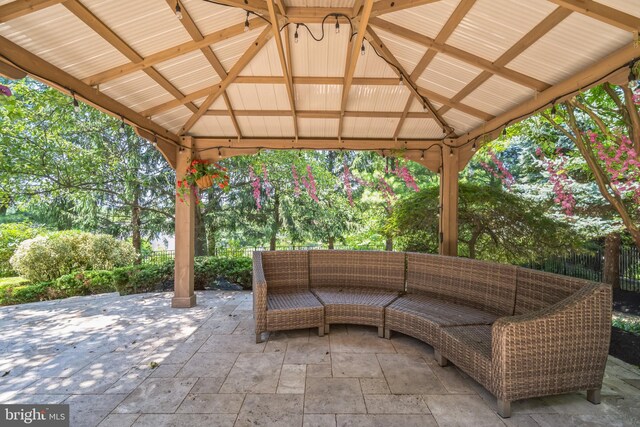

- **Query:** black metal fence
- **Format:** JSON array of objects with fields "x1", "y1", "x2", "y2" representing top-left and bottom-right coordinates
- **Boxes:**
[{"x1": 142, "y1": 245, "x2": 640, "y2": 291}]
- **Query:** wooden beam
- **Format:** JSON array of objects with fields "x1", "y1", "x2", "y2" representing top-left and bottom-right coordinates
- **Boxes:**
[
  {"x1": 274, "y1": 0, "x2": 286, "y2": 16},
  {"x1": 135, "y1": 127, "x2": 177, "y2": 168},
  {"x1": 194, "y1": 137, "x2": 444, "y2": 151},
  {"x1": 169, "y1": 0, "x2": 243, "y2": 139},
  {"x1": 548, "y1": 0, "x2": 640, "y2": 33},
  {"x1": 393, "y1": 0, "x2": 476, "y2": 139},
  {"x1": 141, "y1": 76, "x2": 492, "y2": 118},
  {"x1": 370, "y1": 18, "x2": 551, "y2": 91},
  {"x1": 285, "y1": 7, "x2": 354, "y2": 23},
  {"x1": 455, "y1": 42, "x2": 640, "y2": 166},
  {"x1": 0, "y1": 59, "x2": 27, "y2": 79},
  {"x1": 366, "y1": 25, "x2": 452, "y2": 134},
  {"x1": 206, "y1": 0, "x2": 269, "y2": 15},
  {"x1": 339, "y1": 1, "x2": 374, "y2": 140},
  {"x1": 63, "y1": 0, "x2": 199, "y2": 113},
  {"x1": 438, "y1": 7, "x2": 572, "y2": 117},
  {"x1": 352, "y1": 0, "x2": 364, "y2": 17},
  {"x1": 0, "y1": 33, "x2": 181, "y2": 151},
  {"x1": 83, "y1": 18, "x2": 265, "y2": 86},
  {"x1": 267, "y1": 0, "x2": 298, "y2": 138},
  {"x1": 371, "y1": 0, "x2": 445, "y2": 17},
  {"x1": 0, "y1": 0, "x2": 63, "y2": 22},
  {"x1": 204, "y1": 109, "x2": 435, "y2": 118},
  {"x1": 181, "y1": 26, "x2": 273, "y2": 134}
]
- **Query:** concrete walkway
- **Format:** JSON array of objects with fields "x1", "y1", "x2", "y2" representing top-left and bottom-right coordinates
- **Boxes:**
[{"x1": 1, "y1": 290, "x2": 639, "y2": 426}]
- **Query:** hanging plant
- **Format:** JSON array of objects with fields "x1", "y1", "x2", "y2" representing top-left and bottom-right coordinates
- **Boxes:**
[
  {"x1": 176, "y1": 159, "x2": 229, "y2": 203},
  {"x1": 0, "y1": 84, "x2": 12, "y2": 97},
  {"x1": 249, "y1": 166, "x2": 262, "y2": 210}
]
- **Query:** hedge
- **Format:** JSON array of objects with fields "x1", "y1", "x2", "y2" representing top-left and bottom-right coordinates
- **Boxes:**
[{"x1": 0, "y1": 256, "x2": 252, "y2": 306}]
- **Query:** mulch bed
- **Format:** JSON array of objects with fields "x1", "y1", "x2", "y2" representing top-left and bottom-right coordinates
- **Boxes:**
[{"x1": 611, "y1": 288, "x2": 640, "y2": 366}]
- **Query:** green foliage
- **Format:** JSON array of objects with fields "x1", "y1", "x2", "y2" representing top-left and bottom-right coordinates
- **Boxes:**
[
  {"x1": 612, "y1": 315, "x2": 640, "y2": 335},
  {"x1": 9, "y1": 230, "x2": 136, "y2": 282},
  {"x1": 0, "y1": 276, "x2": 28, "y2": 286},
  {"x1": 194, "y1": 256, "x2": 252, "y2": 289},
  {"x1": 0, "y1": 222, "x2": 39, "y2": 276},
  {"x1": 387, "y1": 183, "x2": 584, "y2": 264},
  {"x1": 54, "y1": 270, "x2": 117, "y2": 297}
]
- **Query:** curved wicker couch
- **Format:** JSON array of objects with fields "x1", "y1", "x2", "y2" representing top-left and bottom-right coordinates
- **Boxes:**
[{"x1": 252, "y1": 250, "x2": 612, "y2": 418}]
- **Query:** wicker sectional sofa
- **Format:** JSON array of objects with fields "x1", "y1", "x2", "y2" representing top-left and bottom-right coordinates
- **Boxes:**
[{"x1": 252, "y1": 250, "x2": 612, "y2": 418}]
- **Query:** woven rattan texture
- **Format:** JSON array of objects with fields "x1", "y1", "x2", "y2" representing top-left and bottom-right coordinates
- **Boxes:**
[
  {"x1": 312, "y1": 287, "x2": 399, "y2": 328},
  {"x1": 261, "y1": 251, "x2": 310, "y2": 292},
  {"x1": 309, "y1": 250, "x2": 405, "y2": 291},
  {"x1": 406, "y1": 253, "x2": 517, "y2": 316},
  {"x1": 441, "y1": 325, "x2": 493, "y2": 389},
  {"x1": 252, "y1": 252, "x2": 268, "y2": 334},
  {"x1": 514, "y1": 267, "x2": 592, "y2": 315},
  {"x1": 491, "y1": 283, "x2": 611, "y2": 401},
  {"x1": 386, "y1": 294, "x2": 498, "y2": 327}
]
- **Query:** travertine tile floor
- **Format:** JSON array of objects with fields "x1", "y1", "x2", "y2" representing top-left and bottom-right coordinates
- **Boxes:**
[{"x1": 1, "y1": 290, "x2": 639, "y2": 426}]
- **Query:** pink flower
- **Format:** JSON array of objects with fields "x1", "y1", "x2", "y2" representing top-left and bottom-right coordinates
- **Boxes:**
[
  {"x1": 249, "y1": 166, "x2": 261, "y2": 210},
  {"x1": 306, "y1": 165, "x2": 319, "y2": 203},
  {"x1": 0, "y1": 84, "x2": 11, "y2": 97},
  {"x1": 343, "y1": 161, "x2": 354, "y2": 206},
  {"x1": 291, "y1": 164, "x2": 301, "y2": 197}
]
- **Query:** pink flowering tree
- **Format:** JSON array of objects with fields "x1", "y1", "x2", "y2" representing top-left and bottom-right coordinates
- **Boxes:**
[
  {"x1": 479, "y1": 151, "x2": 515, "y2": 189},
  {"x1": 535, "y1": 148, "x2": 576, "y2": 216}
]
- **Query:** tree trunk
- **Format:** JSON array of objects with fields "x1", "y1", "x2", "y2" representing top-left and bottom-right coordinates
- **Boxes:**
[
  {"x1": 604, "y1": 232, "x2": 621, "y2": 289},
  {"x1": 270, "y1": 192, "x2": 280, "y2": 251},
  {"x1": 194, "y1": 202, "x2": 207, "y2": 256},
  {"x1": 328, "y1": 236, "x2": 335, "y2": 249},
  {"x1": 468, "y1": 229, "x2": 481, "y2": 259},
  {"x1": 131, "y1": 190, "x2": 142, "y2": 264},
  {"x1": 385, "y1": 237, "x2": 393, "y2": 251}
]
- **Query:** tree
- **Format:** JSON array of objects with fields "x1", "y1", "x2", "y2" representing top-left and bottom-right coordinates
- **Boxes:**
[{"x1": 386, "y1": 183, "x2": 583, "y2": 264}]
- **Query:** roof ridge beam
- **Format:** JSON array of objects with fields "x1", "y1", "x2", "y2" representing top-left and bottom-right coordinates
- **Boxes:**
[
  {"x1": 394, "y1": 0, "x2": 477, "y2": 139},
  {"x1": 0, "y1": 0, "x2": 64, "y2": 23},
  {"x1": 369, "y1": 17, "x2": 551, "y2": 91},
  {"x1": 203, "y1": 109, "x2": 437, "y2": 118},
  {"x1": 267, "y1": 0, "x2": 298, "y2": 139},
  {"x1": 180, "y1": 26, "x2": 273, "y2": 134},
  {"x1": 83, "y1": 18, "x2": 266, "y2": 86},
  {"x1": 438, "y1": 6, "x2": 572, "y2": 116},
  {"x1": 547, "y1": 0, "x2": 640, "y2": 33}
]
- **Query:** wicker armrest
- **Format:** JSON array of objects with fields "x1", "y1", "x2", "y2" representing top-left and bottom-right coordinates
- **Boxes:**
[
  {"x1": 491, "y1": 283, "x2": 611, "y2": 402},
  {"x1": 252, "y1": 252, "x2": 268, "y2": 334}
]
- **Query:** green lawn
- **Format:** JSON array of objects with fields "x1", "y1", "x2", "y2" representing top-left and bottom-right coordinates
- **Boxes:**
[{"x1": 0, "y1": 277, "x2": 29, "y2": 287}]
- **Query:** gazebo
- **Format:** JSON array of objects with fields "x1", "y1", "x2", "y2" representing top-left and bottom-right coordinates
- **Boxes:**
[{"x1": 0, "y1": 0, "x2": 638, "y2": 308}]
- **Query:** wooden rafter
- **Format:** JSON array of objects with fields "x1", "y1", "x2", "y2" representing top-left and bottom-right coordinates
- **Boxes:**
[
  {"x1": 181, "y1": 26, "x2": 273, "y2": 134},
  {"x1": 393, "y1": 0, "x2": 477, "y2": 139},
  {"x1": 0, "y1": 0, "x2": 63, "y2": 22},
  {"x1": 369, "y1": 18, "x2": 551, "y2": 91},
  {"x1": 63, "y1": 0, "x2": 200, "y2": 114},
  {"x1": 548, "y1": 0, "x2": 640, "y2": 33},
  {"x1": 83, "y1": 18, "x2": 266, "y2": 86},
  {"x1": 170, "y1": 0, "x2": 241, "y2": 138},
  {"x1": 455, "y1": 42, "x2": 639, "y2": 164},
  {"x1": 141, "y1": 76, "x2": 491, "y2": 119},
  {"x1": 371, "y1": 0, "x2": 445, "y2": 17},
  {"x1": 352, "y1": 0, "x2": 364, "y2": 17},
  {"x1": 366, "y1": 26, "x2": 452, "y2": 134},
  {"x1": 208, "y1": 0, "x2": 269, "y2": 15},
  {"x1": 267, "y1": 0, "x2": 298, "y2": 139},
  {"x1": 204, "y1": 110, "x2": 435, "y2": 118},
  {"x1": 338, "y1": 0, "x2": 374, "y2": 140},
  {"x1": 438, "y1": 7, "x2": 572, "y2": 117},
  {"x1": 0, "y1": 59, "x2": 26, "y2": 79},
  {"x1": 0, "y1": 33, "x2": 179, "y2": 166}
]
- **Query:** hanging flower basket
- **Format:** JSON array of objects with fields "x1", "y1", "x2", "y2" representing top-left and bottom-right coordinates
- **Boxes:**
[{"x1": 177, "y1": 159, "x2": 229, "y2": 203}]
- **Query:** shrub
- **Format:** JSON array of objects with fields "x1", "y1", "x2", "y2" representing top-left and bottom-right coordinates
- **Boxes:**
[
  {"x1": 54, "y1": 270, "x2": 117, "y2": 297},
  {"x1": 10, "y1": 231, "x2": 136, "y2": 283},
  {"x1": 194, "y1": 256, "x2": 252, "y2": 289},
  {"x1": 0, "y1": 222, "x2": 39, "y2": 277},
  {"x1": 112, "y1": 261, "x2": 174, "y2": 295}
]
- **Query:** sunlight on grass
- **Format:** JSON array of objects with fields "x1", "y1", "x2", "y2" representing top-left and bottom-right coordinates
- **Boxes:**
[{"x1": 0, "y1": 277, "x2": 28, "y2": 287}]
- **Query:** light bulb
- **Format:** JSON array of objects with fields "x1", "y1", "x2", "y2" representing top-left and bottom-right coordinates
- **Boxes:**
[
  {"x1": 294, "y1": 24, "x2": 299, "y2": 44},
  {"x1": 72, "y1": 93, "x2": 79, "y2": 111},
  {"x1": 420, "y1": 151, "x2": 424, "y2": 161},
  {"x1": 471, "y1": 142, "x2": 477, "y2": 152},
  {"x1": 244, "y1": 12, "x2": 249, "y2": 32},
  {"x1": 449, "y1": 147, "x2": 454, "y2": 157},
  {"x1": 175, "y1": 2, "x2": 182, "y2": 20},
  {"x1": 398, "y1": 74, "x2": 403, "y2": 86},
  {"x1": 120, "y1": 119, "x2": 125, "y2": 134},
  {"x1": 360, "y1": 43, "x2": 365, "y2": 56},
  {"x1": 335, "y1": 18, "x2": 340, "y2": 34}
]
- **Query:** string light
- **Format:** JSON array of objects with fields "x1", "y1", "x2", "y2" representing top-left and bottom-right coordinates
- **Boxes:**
[
  {"x1": 244, "y1": 11, "x2": 250, "y2": 32},
  {"x1": 449, "y1": 147, "x2": 454, "y2": 157},
  {"x1": 175, "y1": 1, "x2": 182, "y2": 20},
  {"x1": 420, "y1": 150, "x2": 424, "y2": 161},
  {"x1": 550, "y1": 104, "x2": 557, "y2": 116},
  {"x1": 629, "y1": 61, "x2": 637, "y2": 84},
  {"x1": 294, "y1": 24, "x2": 299, "y2": 43},
  {"x1": 152, "y1": 135, "x2": 158, "y2": 147},
  {"x1": 502, "y1": 127, "x2": 507, "y2": 137},
  {"x1": 471, "y1": 141, "x2": 477, "y2": 152},
  {"x1": 360, "y1": 43, "x2": 365, "y2": 56},
  {"x1": 218, "y1": 148, "x2": 222, "y2": 157},
  {"x1": 120, "y1": 117, "x2": 126, "y2": 134},
  {"x1": 398, "y1": 74, "x2": 403, "y2": 86},
  {"x1": 335, "y1": 16, "x2": 340, "y2": 34}
]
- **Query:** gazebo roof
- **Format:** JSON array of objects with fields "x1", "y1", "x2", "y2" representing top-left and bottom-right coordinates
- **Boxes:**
[{"x1": 0, "y1": 0, "x2": 638, "y2": 170}]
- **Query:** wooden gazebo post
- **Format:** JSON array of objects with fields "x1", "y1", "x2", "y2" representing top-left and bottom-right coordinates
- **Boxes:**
[
  {"x1": 439, "y1": 147, "x2": 459, "y2": 256},
  {"x1": 172, "y1": 136, "x2": 196, "y2": 308}
]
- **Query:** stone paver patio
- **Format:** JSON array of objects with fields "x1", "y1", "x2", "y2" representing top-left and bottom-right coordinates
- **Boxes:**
[{"x1": 1, "y1": 290, "x2": 639, "y2": 427}]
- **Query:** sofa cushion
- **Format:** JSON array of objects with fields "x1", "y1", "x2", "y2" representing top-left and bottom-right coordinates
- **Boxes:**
[
  {"x1": 268, "y1": 290, "x2": 323, "y2": 311},
  {"x1": 440, "y1": 325, "x2": 492, "y2": 389},
  {"x1": 309, "y1": 250, "x2": 405, "y2": 292},
  {"x1": 312, "y1": 287, "x2": 399, "y2": 307},
  {"x1": 514, "y1": 267, "x2": 591, "y2": 315},
  {"x1": 406, "y1": 253, "x2": 517, "y2": 316},
  {"x1": 261, "y1": 251, "x2": 309, "y2": 292},
  {"x1": 387, "y1": 294, "x2": 498, "y2": 327}
]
